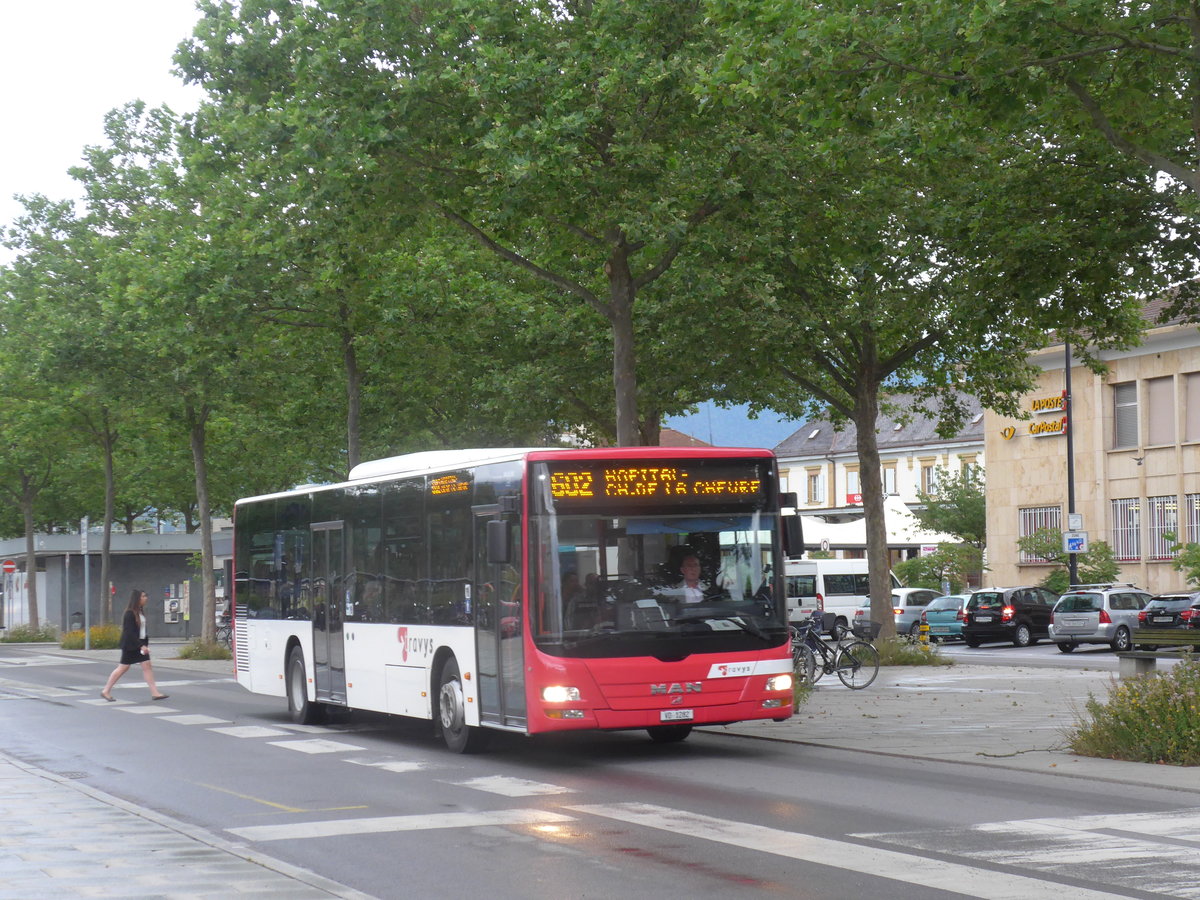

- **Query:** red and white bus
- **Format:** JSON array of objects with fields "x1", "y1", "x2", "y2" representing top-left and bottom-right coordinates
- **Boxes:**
[{"x1": 232, "y1": 446, "x2": 799, "y2": 751}]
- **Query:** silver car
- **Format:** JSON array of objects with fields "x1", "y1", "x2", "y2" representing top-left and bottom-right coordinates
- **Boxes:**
[
  {"x1": 851, "y1": 587, "x2": 940, "y2": 638},
  {"x1": 1049, "y1": 583, "x2": 1151, "y2": 653}
]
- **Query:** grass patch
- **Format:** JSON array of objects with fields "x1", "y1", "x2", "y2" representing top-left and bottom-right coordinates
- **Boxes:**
[
  {"x1": 874, "y1": 636, "x2": 954, "y2": 667},
  {"x1": 1070, "y1": 656, "x2": 1200, "y2": 765},
  {"x1": 176, "y1": 639, "x2": 232, "y2": 661},
  {"x1": 0, "y1": 623, "x2": 59, "y2": 642},
  {"x1": 60, "y1": 624, "x2": 121, "y2": 649}
]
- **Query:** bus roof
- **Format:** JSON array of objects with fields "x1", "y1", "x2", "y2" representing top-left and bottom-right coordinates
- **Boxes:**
[{"x1": 236, "y1": 445, "x2": 776, "y2": 506}]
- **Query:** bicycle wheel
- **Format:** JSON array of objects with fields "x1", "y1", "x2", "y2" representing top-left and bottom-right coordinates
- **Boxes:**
[
  {"x1": 792, "y1": 642, "x2": 816, "y2": 686},
  {"x1": 215, "y1": 624, "x2": 232, "y2": 647},
  {"x1": 834, "y1": 641, "x2": 879, "y2": 690}
]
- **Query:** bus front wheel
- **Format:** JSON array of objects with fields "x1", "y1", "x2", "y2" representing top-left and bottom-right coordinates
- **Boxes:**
[
  {"x1": 437, "y1": 658, "x2": 489, "y2": 753},
  {"x1": 286, "y1": 648, "x2": 325, "y2": 725}
]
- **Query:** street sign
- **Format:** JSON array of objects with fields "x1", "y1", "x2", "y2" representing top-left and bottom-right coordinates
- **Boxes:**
[
  {"x1": 1063, "y1": 531, "x2": 1089, "y2": 554},
  {"x1": 1, "y1": 560, "x2": 15, "y2": 574},
  {"x1": 1067, "y1": 513, "x2": 1083, "y2": 531}
]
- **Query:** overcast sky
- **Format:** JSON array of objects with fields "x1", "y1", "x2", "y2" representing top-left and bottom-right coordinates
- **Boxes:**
[{"x1": 0, "y1": 1, "x2": 203, "y2": 256}]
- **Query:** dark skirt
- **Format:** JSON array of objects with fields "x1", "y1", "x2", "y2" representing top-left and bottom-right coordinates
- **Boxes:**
[{"x1": 119, "y1": 638, "x2": 149, "y2": 666}]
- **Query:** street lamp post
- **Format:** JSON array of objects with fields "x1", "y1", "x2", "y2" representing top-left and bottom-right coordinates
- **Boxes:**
[{"x1": 1065, "y1": 343, "x2": 1079, "y2": 587}]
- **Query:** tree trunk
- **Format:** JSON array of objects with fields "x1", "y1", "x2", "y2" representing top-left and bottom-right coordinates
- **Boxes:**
[
  {"x1": 22, "y1": 478, "x2": 38, "y2": 630},
  {"x1": 606, "y1": 242, "x2": 641, "y2": 446},
  {"x1": 188, "y1": 404, "x2": 217, "y2": 643},
  {"x1": 100, "y1": 422, "x2": 116, "y2": 624},
  {"x1": 853, "y1": 367, "x2": 896, "y2": 640},
  {"x1": 341, "y1": 319, "x2": 362, "y2": 472}
]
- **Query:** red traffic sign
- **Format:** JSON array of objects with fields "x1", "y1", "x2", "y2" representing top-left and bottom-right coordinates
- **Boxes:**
[{"x1": 1, "y1": 559, "x2": 16, "y2": 574}]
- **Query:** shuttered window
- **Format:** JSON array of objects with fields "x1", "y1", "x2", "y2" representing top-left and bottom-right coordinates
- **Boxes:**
[
  {"x1": 1146, "y1": 377, "x2": 1175, "y2": 446},
  {"x1": 1112, "y1": 382, "x2": 1138, "y2": 449}
]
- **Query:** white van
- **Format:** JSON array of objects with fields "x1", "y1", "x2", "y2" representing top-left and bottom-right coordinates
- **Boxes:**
[{"x1": 785, "y1": 558, "x2": 901, "y2": 631}]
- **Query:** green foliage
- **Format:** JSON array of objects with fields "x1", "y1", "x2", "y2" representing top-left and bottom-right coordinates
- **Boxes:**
[
  {"x1": 1165, "y1": 534, "x2": 1200, "y2": 588},
  {"x1": 60, "y1": 624, "x2": 121, "y2": 650},
  {"x1": 1016, "y1": 528, "x2": 1120, "y2": 589},
  {"x1": 874, "y1": 636, "x2": 955, "y2": 667},
  {"x1": 176, "y1": 639, "x2": 231, "y2": 661},
  {"x1": 0, "y1": 623, "x2": 59, "y2": 643},
  {"x1": 1070, "y1": 657, "x2": 1200, "y2": 765},
  {"x1": 893, "y1": 544, "x2": 982, "y2": 593},
  {"x1": 912, "y1": 467, "x2": 987, "y2": 549}
]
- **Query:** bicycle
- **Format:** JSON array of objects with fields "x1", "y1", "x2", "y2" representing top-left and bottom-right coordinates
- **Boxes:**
[
  {"x1": 790, "y1": 619, "x2": 879, "y2": 690},
  {"x1": 214, "y1": 618, "x2": 232, "y2": 648}
]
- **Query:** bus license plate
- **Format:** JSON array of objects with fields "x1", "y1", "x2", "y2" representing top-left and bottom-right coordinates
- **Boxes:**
[{"x1": 660, "y1": 709, "x2": 694, "y2": 722}]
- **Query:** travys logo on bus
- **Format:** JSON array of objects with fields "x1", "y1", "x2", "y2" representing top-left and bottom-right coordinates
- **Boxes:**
[
  {"x1": 396, "y1": 627, "x2": 434, "y2": 662},
  {"x1": 708, "y1": 662, "x2": 754, "y2": 678}
]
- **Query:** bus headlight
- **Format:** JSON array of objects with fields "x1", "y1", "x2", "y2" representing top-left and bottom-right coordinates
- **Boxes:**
[
  {"x1": 541, "y1": 685, "x2": 581, "y2": 703},
  {"x1": 765, "y1": 674, "x2": 793, "y2": 692}
]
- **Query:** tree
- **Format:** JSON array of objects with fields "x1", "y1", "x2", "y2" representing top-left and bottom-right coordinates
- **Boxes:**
[
  {"x1": 1165, "y1": 534, "x2": 1200, "y2": 589},
  {"x1": 894, "y1": 545, "x2": 981, "y2": 594},
  {"x1": 1017, "y1": 528, "x2": 1120, "y2": 594},
  {"x1": 179, "y1": 0, "x2": 756, "y2": 446},
  {"x1": 912, "y1": 467, "x2": 987, "y2": 549},
  {"x1": 692, "y1": 5, "x2": 1183, "y2": 639}
]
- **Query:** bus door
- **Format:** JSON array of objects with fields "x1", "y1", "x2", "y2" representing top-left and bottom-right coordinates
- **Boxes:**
[
  {"x1": 474, "y1": 509, "x2": 526, "y2": 729},
  {"x1": 311, "y1": 520, "x2": 347, "y2": 704}
]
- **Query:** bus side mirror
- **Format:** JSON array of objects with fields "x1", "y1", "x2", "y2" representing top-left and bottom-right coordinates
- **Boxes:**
[
  {"x1": 780, "y1": 493, "x2": 804, "y2": 558},
  {"x1": 487, "y1": 519, "x2": 510, "y2": 565}
]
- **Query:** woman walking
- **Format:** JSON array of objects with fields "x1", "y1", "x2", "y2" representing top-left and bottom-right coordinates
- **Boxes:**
[{"x1": 101, "y1": 589, "x2": 169, "y2": 701}]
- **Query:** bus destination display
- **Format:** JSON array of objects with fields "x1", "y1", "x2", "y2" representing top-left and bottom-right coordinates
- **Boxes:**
[{"x1": 548, "y1": 463, "x2": 766, "y2": 504}]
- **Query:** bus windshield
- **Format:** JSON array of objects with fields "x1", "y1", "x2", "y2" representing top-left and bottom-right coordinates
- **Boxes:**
[{"x1": 530, "y1": 508, "x2": 786, "y2": 658}]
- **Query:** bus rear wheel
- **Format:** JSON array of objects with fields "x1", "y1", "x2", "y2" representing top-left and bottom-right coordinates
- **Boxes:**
[
  {"x1": 437, "y1": 658, "x2": 489, "y2": 753},
  {"x1": 286, "y1": 648, "x2": 325, "y2": 725}
]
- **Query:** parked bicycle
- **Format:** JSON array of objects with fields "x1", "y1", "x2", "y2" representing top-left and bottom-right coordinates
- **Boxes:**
[
  {"x1": 215, "y1": 615, "x2": 232, "y2": 648},
  {"x1": 791, "y1": 618, "x2": 879, "y2": 690}
]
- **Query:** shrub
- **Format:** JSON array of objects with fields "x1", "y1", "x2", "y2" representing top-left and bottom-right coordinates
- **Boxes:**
[
  {"x1": 60, "y1": 624, "x2": 122, "y2": 650},
  {"x1": 1069, "y1": 657, "x2": 1200, "y2": 765},
  {"x1": 874, "y1": 636, "x2": 954, "y2": 667},
  {"x1": 0, "y1": 623, "x2": 59, "y2": 642},
  {"x1": 176, "y1": 639, "x2": 231, "y2": 660}
]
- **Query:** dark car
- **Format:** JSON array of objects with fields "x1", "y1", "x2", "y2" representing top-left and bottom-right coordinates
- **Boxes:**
[
  {"x1": 1139, "y1": 591, "x2": 1200, "y2": 635},
  {"x1": 963, "y1": 586, "x2": 1059, "y2": 648}
]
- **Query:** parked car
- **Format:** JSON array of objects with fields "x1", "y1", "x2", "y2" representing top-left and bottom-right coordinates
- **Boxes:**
[
  {"x1": 963, "y1": 586, "x2": 1059, "y2": 648},
  {"x1": 1049, "y1": 583, "x2": 1151, "y2": 652},
  {"x1": 1138, "y1": 592, "x2": 1200, "y2": 636},
  {"x1": 851, "y1": 588, "x2": 941, "y2": 638},
  {"x1": 921, "y1": 594, "x2": 970, "y2": 643}
]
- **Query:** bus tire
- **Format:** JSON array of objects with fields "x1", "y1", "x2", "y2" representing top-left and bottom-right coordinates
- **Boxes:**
[
  {"x1": 646, "y1": 724, "x2": 693, "y2": 743},
  {"x1": 437, "y1": 658, "x2": 489, "y2": 753},
  {"x1": 286, "y1": 647, "x2": 325, "y2": 725}
]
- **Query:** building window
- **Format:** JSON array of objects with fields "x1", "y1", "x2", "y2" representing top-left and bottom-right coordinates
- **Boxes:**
[
  {"x1": 1111, "y1": 498, "x2": 1141, "y2": 562},
  {"x1": 1187, "y1": 494, "x2": 1200, "y2": 544},
  {"x1": 1147, "y1": 496, "x2": 1180, "y2": 561},
  {"x1": 1187, "y1": 373, "x2": 1200, "y2": 443},
  {"x1": 1112, "y1": 382, "x2": 1138, "y2": 449},
  {"x1": 959, "y1": 455, "x2": 979, "y2": 478},
  {"x1": 882, "y1": 464, "x2": 897, "y2": 496},
  {"x1": 806, "y1": 469, "x2": 825, "y2": 505},
  {"x1": 1146, "y1": 377, "x2": 1175, "y2": 446},
  {"x1": 845, "y1": 467, "x2": 861, "y2": 505},
  {"x1": 1019, "y1": 506, "x2": 1061, "y2": 563},
  {"x1": 919, "y1": 460, "x2": 938, "y2": 494}
]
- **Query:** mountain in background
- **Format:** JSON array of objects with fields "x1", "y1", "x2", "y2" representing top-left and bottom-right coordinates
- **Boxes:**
[{"x1": 663, "y1": 402, "x2": 803, "y2": 449}]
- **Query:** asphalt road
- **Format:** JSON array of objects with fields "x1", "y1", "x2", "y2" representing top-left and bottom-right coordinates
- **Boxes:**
[{"x1": 2, "y1": 642, "x2": 1197, "y2": 899}]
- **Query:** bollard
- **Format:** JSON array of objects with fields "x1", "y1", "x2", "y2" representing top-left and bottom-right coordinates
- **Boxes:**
[{"x1": 919, "y1": 621, "x2": 931, "y2": 651}]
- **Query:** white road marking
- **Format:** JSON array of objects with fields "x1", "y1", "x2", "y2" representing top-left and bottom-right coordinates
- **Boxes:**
[
  {"x1": 858, "y1": 808, "x2": 1200, "y2": 898},
  {"x1": 569, "y1": 802, "x2": 1128, "y2": 900},
  {"x1": 209, "y1": 725, "x2": 292, "y2": 738},
  {"x1": 118, "y1": 705, "x2": 178, "y2": 714},
  {"x1": 266, "y1": 738, "x2": 366, "y2": 754},
  {"x1": 158, "y1": 714, "x2": 232, "y2": 726},
  {"x1": 228, "y1": 808, "x2": 575, "y2": 842},
  {"x1": 449, "y1": 775, "x2": 575, "y2": 797},
  {"x1": 0, "y1": 654, "x2": 91, "y2": 667},
  {"x1": 345, "y1": 758, "x2": 428, "y2": 774}
]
